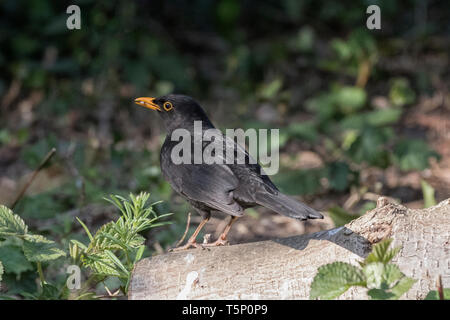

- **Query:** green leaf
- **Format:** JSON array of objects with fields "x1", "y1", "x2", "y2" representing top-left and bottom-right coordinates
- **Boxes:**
[
  {"x1": 334, "y1": 86, "x2": 367, "y2": 114},
  {"x1": 38, "y1": 283, "x2": 61, "y2": 300},
  {"x1": 390, "y1": 276, "x2": 416, "y2": 299},
  {"x1": 82, "y1": 252, "x2": 123, "y2": 278},
  {"x1": 368, "y1": 288, "x2": 395, "y2": 300},
  {"x1": 273, "y1": 168, "x2": 325, "y2": 195},
  {"x1": 134, "y1": 245, "x2": 145, "y2": 264},
  {"x1": 421, "y1": 180, "x2": 436, "y2": 208},
  {"x1": 363, "y1": 262, "x2": 385, "y2": 288},
  {"x1": 424, "y1": 289, "x2": 450, "y2": 300},
  {"x1": 362, "y1": 239, "x2": 400, "y2": 265},
  {"x1": 389, "y1": 78, "x2": 416, "y2": 107},
  {"x1": 327, "y1": 206, "x2": 357, "y2": 227},
  {"x1": 327, "y1": 162, "x2": 351, "y2": 192},
  {"x1": 310, "y1": 262, "x2": 366, "y2": 300},
  {"x1": 0, "y1": 205, "x2": 28, "y2": 237},
  {"x1": 0, "y1": 244, "x2": 34, "y2": 275},
  {"x1": 340, "y1": 108, "x2": 402, "y2": 130},
  {"x1": 22, "y1": 235, "x2": 66, "y2": 262},
  {"x1": 259, "y1": 78, "x2": 283, "y2": 99},
  {"x1": 70, "y1": 239, "x2": 88, "y2": 251},
  {"x1": 76, "y1": 217, "x2": 94, "y2": 242},
  {"x1": 104, "y1": 250, "x2": 130, "y2": 277},
  {"x1": 383, "y1": 264, "x2": 404, "y2": 285},
  {"x1": 347, "y1": 127, "x2": 392, "y2": 167},
  {"x1": 393, "y1": 139, "x2": 440, "y2": 171}
]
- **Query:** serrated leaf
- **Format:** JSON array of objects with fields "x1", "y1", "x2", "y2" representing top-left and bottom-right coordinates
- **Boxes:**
[
  {"x1": 0, "y1": 205, "x2": 28, "y2": 237},
  {"x1": 383, "y1": 264, "x2": 403, "y2": 285},
  {"x1": 22, "y1": 235, "x2": 66, "y2": 262},
  {"x1": 310, "y1": 262, "x2": 366, "y2": 300},
  {"x1": 82, "y1": 252, "x2": 123, "y2": 278},
  {"x1": 363, "y1": 239, "x2": 399, "y2": 265}
]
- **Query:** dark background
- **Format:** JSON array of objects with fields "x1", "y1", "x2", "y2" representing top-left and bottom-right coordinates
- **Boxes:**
[{"x1": 0, "y1": 0, "x2": 449, "y2": 295}]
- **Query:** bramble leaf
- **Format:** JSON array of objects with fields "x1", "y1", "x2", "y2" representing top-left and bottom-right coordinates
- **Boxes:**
[
  {"x1": 22, "y1": 234, "x2": 66, "y2": 262},
  {"x1": 310, "y1": 262, "x2": 366, "y2": 300},
  {"x1": 0, "y1": 205, "x2": 28, "y2": 237}
]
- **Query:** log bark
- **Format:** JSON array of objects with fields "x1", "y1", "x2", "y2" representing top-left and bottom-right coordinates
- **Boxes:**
[{"x1": 129, "y1": 197, "x2": 450, "y2": 300}]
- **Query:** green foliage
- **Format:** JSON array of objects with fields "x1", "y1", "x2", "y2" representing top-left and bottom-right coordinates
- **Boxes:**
[
  {"x1": 393, "y1": 139, "x2": 440, "y2": 171},
  {"x1": 0, "y1": 241, "x2": 34, "y2": 276},
  {"x1": 22, "y1": 235, "x2": 66, "y2": 262},
  {"x1": 424, "y1": 289, "x2": 450, "y2": 300},
  {"x1": 0, "y1": 205, "x2": 28, "y2": 236},
  {"x1": 0, "y1": 205, "x2": 66, "y2": 263},
  {"x1": 421, "y1": 180, "x2": 436, "y2": 208},
  {"x1": 72, "y1": 192, "x2": 172, "y2": 293},
  {"x1": 389, "y1": 78, "x2": 416, "y2": 107},
  {"x1": 310, "y1": 262, "x2": 366, "y2": 300},
  {"x1": 310, "y1": 239, "x2": 416, "y2": 300},
  {"x1": 327, "y1": 206, "x2": 358, "y2": 227},
  {"x1": 0, "y1": 204, "x2": 67, "y2": 298}
]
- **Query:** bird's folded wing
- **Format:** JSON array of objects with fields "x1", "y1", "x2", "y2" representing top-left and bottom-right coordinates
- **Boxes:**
[{"x1": 179, "y1": 163, "x2": 244, "y2": 216}]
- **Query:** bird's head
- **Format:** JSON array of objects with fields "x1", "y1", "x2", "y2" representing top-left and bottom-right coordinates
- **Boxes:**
[{"x1": 134, "y1": 94, "x2": 214, "y2": 132}]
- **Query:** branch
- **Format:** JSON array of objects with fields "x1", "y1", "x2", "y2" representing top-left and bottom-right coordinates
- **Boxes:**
[{"x1": 129, "y1": 197, "x2": 450, "y2": 300}]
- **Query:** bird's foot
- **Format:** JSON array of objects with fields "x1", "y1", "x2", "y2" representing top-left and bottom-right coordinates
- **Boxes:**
[
  {"x1": 169, "y1": 241, "x2": 205, "y2": 252},
  {"x1": 201, "y1": 237, "x2": 229, "y2": 247}
]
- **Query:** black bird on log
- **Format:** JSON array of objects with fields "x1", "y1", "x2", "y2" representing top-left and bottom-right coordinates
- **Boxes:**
[{"x1": 134, "y1": 94, "x2": 323, "y2": 250}]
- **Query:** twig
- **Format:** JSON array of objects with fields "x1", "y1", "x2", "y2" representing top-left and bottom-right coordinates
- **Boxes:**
[
  {"x1": 11, "y1": 147, "x2": 56, "y2": 209},
  {"x1": 437, "y1": 275, "x2": 444, "y2": 300},
  {"x1": 175, "y1": 212, "x2": 191, "y2": 247}
]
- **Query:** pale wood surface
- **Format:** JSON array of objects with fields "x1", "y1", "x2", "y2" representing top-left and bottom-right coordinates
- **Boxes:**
[{"x1": 129, "y1": 197, "x2": 450, "y2": 300}]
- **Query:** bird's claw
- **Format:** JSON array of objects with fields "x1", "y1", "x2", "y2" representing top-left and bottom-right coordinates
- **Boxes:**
[
  {"x1": 169, "y1": 241, "x2": 205, "y2": 252},
  {"x1": 202, "y1": 238, "x2": 229, "y2": 247}
]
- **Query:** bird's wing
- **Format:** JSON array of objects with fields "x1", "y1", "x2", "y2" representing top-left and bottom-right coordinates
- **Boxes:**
[{"x1": 178, "y1": 163, "x2": 244, "y2": 217}]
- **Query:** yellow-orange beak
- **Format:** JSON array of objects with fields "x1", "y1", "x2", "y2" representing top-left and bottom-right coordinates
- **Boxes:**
[{"x1": 134, "y1": 97, "x2": 161, "y2": 111}]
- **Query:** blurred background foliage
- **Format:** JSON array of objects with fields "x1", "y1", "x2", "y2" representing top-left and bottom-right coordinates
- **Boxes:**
[{"x1": 0, "y1": 0, "x2": 449, "y2": 297}]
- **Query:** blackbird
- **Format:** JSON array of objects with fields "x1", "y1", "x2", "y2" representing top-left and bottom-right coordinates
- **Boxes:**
[{"x1": 134, "y1": 94, "x2": 323, "y2": 250}]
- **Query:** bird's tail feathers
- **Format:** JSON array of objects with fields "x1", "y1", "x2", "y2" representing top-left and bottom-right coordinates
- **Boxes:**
[{"x1": 255, "y1": 191, "x2": 323, "y2": 220}]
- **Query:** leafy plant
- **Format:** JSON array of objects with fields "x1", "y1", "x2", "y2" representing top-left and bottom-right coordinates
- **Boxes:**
[
  {"x1": 0, "y1": 205, "x2": 66, "y2": 297},
  {"x1": 70, "y1": 192, "x2": 172, "y2": 295},
  {"x1": 425, "y1": 289, "x2": 450, "y2": 300},
  {"x1": 421, "y1": 180, "x2": 436, "y2": 208},
  {"x1": 310, "y1": 239, "x2": 416, "y2": 300}
]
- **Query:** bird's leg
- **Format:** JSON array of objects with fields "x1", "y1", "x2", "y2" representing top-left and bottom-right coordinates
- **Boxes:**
[
  {"x1": 203, "y1": 216, "x2": 238, "y2": 247},
  {"x1": 170, "y1": 216, "x2": 210, "y2": 251}
]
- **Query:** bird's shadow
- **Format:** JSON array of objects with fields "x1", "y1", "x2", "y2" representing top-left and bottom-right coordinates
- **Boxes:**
[{"x1": 272, "y1": 226, "x2": 372, "y2": 258}]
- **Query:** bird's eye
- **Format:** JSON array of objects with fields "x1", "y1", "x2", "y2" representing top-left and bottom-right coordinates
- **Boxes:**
[{"x1": 163, "y1": 102, "x2": 173, "y2": 111}]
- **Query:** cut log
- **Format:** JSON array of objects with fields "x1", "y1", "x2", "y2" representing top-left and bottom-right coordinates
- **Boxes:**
[{"x1": 129, "y1": 197, "x2": 450, "y2": 300}]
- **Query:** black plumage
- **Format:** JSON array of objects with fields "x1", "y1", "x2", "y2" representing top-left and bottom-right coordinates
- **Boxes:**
[{"x1": 135, "y1": 94, "x2": 323, "y2": 249}]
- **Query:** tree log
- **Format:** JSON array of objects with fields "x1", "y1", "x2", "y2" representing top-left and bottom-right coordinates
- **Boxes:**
[{"x1": 129, "y1": 197, "x2": 450, "y2": 300}]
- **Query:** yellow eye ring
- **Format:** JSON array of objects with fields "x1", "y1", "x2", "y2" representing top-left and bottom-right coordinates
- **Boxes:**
[{"x1": 163, "y1": 102, "x2": 173, "y2": 111}]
